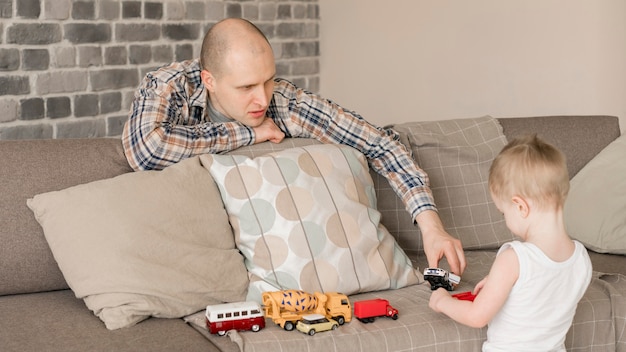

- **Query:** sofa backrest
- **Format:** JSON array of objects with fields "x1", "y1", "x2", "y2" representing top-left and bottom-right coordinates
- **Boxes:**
[
  {"x1": 0, "y1": 115, "x2": 620, "y2": 296},
  {"x1": 0, "y1": 139, "x2": 132, "y2": 295},
  {"x1": 498, "y1": 115, "x2": 620, "y2": 178}
]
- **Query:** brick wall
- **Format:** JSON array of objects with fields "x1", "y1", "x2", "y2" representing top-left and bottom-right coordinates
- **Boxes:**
[{"x1": 0, "y1": 0, "x2": 320, "y2": 139}]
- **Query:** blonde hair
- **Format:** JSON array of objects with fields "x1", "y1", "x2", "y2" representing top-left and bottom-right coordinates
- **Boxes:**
[{"x1": 489, "y1": 134, "x2": 569, "y2": 210}]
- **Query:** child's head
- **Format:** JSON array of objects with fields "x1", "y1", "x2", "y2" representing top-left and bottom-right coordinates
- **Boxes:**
[{"x1": 489, "y1": 134, "x2": 569, "y2": 211}]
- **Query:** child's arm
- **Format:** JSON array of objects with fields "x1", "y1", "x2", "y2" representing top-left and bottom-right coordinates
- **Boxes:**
[{"x1": 428, "y1": 248, "x2": 519, "y2": 328}]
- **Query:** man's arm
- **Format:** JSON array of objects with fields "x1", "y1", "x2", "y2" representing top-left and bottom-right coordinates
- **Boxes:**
[
  {"x1": 122, "y1": 71, "x2": 258, "y2": 171},
  {"x1": 271, "y1": 79, "x2": 465, "y2": 273}
]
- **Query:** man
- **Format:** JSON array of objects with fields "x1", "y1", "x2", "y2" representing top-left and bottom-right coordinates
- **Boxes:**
[{"x1": 122, "y1": 18, "x2": 466, "y2": 276}]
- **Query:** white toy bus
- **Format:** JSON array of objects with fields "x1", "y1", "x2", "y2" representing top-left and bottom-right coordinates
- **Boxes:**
[{"x1": 205, "y1": 301, "x2": 265, "y2": 336}]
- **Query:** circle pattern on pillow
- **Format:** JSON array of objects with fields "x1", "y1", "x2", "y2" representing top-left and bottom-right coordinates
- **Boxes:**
[{"x1": 201, "y1": 144, "x2": 420, "y2": 303}]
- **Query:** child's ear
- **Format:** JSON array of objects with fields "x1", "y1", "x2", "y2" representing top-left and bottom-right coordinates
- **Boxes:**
[{"x1": 511, "y1": 196, "x2": 530, "y2": 218}]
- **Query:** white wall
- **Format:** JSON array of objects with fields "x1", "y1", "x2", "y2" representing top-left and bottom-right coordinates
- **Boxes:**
[{"x1": 319, "y1": 0, "x2": 625, "y2": 131}]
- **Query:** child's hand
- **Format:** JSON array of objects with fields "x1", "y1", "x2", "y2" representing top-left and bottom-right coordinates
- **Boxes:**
[
  {"x1": 474, "y1": 276, "x2": 488, "y2": 295},
  {"x1": 429, "y1": 287, "x2": 451, "y2": 312}
]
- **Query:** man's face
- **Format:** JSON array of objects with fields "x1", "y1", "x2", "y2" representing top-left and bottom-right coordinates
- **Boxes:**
[{"x1": 202, "y1": 45, "x2": 276, "y2": 127}]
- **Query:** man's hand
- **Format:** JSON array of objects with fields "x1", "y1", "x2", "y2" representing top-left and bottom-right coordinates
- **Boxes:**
[
  {"x1": 416, "y1": 210, "x2": 466, "y2": 276},
  {"x1": 253, "y1": 117, "x2": 285, "y2": 144}
]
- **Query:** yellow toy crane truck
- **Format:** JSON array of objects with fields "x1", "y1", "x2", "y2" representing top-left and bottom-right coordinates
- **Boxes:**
[{"x1": 262, "y1": 290, "x2": 352, "y2": 331}]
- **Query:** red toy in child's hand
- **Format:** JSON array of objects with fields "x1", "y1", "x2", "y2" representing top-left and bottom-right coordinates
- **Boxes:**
[{"x1": 452, "y1": 291, "x2": 477, "y2": 302}]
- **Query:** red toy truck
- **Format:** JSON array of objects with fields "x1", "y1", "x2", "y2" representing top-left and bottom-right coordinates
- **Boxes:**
[{"x1": 353, "y1": 298, "x2": 398, "y2": 323}]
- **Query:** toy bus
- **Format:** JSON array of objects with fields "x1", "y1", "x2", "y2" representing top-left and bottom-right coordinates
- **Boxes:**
[{"x1": 205, "y1": 301, "x2": 265, "y2": 336}]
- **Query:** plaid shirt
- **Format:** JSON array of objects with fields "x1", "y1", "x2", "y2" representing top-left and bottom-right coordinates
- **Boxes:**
[{"x1": 122, "y1": 59, "x2": 436, "y2": 219}]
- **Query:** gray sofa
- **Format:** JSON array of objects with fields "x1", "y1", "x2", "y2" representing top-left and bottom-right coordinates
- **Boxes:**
[{"x1": 1, "y1": 115, "x2": 624, "y2": 352}]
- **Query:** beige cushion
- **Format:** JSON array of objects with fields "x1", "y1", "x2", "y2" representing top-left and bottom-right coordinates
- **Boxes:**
[
  {"x1": 392, "y1": 116, "x2": 514, "y2": 250},
  {"x1": 27, "y1": 156, "x2": 249, "y2": 330},
  {"x1": 565, "y1": 134, "x2": 626, "y2": 254},
  {"x1": 203, "y1": 144, "x2": 421, "y2": 303}
]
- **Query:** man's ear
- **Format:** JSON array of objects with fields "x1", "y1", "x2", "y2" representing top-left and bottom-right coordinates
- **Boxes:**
[
  {"x1": 201, "y1": 70, "x2": 215, "y2": 92},
  {"x1": 511, "y1": 196, "x2": 530, "y2": 218}
]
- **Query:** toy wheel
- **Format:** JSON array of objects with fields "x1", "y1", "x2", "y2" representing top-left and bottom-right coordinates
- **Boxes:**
[
  {"x1": 336, "y1": 316, "x2": 345, "y2": 325},
  {"x1": 391, "y1": 314, "x2": 398, "y2": 320},
  {"x1": 251, "y1": 324, "x2": 261, "y2": 332},
  {"x1": 217, "y1": 330, "x2": 226, "y2": 336},
  {"x1": 308, "y1": 329, "x2": 316, "y2": 336},
  {"x1": 284, "y1": 321, "x2": 295, "y2": 331},
  {"x1": 332, "y1": 325, "x2": 338, "y2": 330}
]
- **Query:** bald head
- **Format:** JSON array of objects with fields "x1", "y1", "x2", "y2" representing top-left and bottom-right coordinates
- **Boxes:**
[{"x1": 200, "y1": 18, "x2": 272, "y2": 77}]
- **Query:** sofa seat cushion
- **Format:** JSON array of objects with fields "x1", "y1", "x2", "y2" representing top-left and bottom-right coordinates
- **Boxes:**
[
  {"x1": 184, "y1": 251, "x2": 626, "y2": 352},
  {"x1": 0, "y1": 289, "x2": 220, "y2": 352},
  {"x1": 27, "y1": 156, "x2": 249, "y2": 330}
]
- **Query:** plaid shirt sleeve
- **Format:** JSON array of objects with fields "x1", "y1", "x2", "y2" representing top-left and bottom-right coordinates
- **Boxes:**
[
  {"x1": 122, "y1": 60, "x2": 256, "y2": 171},
  {"x1": 269, "y1": 79, "x2": 436, "y2": 219}
]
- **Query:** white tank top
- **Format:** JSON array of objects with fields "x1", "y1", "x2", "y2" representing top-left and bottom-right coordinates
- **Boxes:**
[{"x1": 483, "y1": 240, "x2": 592, "y2": 352}]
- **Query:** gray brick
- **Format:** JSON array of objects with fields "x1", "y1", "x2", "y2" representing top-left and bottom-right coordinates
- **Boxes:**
[
  {"x1": 0, "y1": 98, "x2": 19, "y2": 122},
  {"x1": 17, "y1": 0, "x2": 40, "y2": 18},
  {"x1": 23, "y1": 49, "x2": 50, "y2": 70},
  {"x1": 164, "y1": 1, "x2": 184, "y2": 20},
  {"x1": 259, "y1": 3, "x2": 277, "y2": 21},
  {"x1": 7, "y1": 23, "x2": 62, "y2": 44},
  {"x1": 78, "y1": 46, "x2": 102, "y2": 67},
  {"x1": 0, "y1": 124, "x2": 53, "y2": 140},
  {"x1": 74, "y1": 94, "x2": 99, "y2": 117},
  {"x1": 72, "y1": 1, "x2": 95, "y2": 20},
  {"x1": 185, "y1": 2, "x2": 204, "y2": 20},
  {"x1": 0, "y1": 49, "x2": 20, "y2": 71},
  {"x1": 275, "y1": 61, "x2": 289, "y2": 77},
  {"x1": 226, "y1": 3, "x2": 242, "y2": 18},
  {"x1": 100, "y1": 91, "x2": 122, "y2": 114},
  {"x1": 292, "y1": 58, "x2": 319, "y2": 75},
  {"x1": 175, "y1": 44, "x2": 193, "y2": 61},
  {"x1": 46, "y1": 96, "x2": 72, "y2": 118},
  {"x1": 162, "y1": 24, "x2": 200, "y2": 41},
  {"x1": 205, "y1": 2, "x2": 225, "y2": 21},
  {"x1": 20, "y1": 98, "x2": 45, "y2": 120},
  {"x1": 43, "y1": 0, "x2": 70, "y2": 19},
  {"x1": 116, "y1": 24, "x2": 160, "y2": 42},
  {"x1": 307, "y1": 76, "x2": 320, "y2": 94},
  {"x1": 242, "y1": 4, "x2": 258, "y2": 20},
  {"x1": 36, "y1": 71, "x2": 88, "y2": 94},
  {"x1": 0, "y1": 76, "x2": 30, "y2": 95},
  {"x1": 293, "y1": 4, "x2": 307, "y2": 19},
  {"x1": 56, "y1": 119, "x2": 106, "y2": 138},
  {"x1": 52, "y1": 46, "x2": 75, "y2": 68},
  {"x1": 107, "y1": 114, "x2": 128, "y2": 136},
  {"x1": 277, "y1": 4, "x2": 290, "y2": 19},
  {"x1": 307, "y1": 4, "x2": 319, "y2": 19},
  {"x1": 0, "y1": 0, "x2": 11, "y2": 18},
  {"x1": 99, "y1": 0, "x2": 120, "y2": 20},
  {"x1": 104, "y1": 46, "x2": 128, "y2": 65},
  {"x1": 144, "y1": 2, "x2": 163, "y2": 19},
  {"x1": 90, "y1": 69, "x2": 139, "y2": 91},
  {"x1": 282, "y1": 41, "x2": 318, "y2": 58},
  {"x1": 64, "y1": 23, "x2": 111, "y2": 44},
  {"x1": 122, "y1": 1, "x2": 141, "y2": 18},
  {"x1": 129, "y1": 45, "x2": 151, "y2": 64},
  {"x1": 152, "y1": 45, "x2": 173, "y2": 64}
]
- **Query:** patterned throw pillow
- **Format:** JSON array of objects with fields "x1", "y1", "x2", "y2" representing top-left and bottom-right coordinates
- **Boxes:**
[{"x1": 201, "y1": 144, "x2": 420, "y2": 302}]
